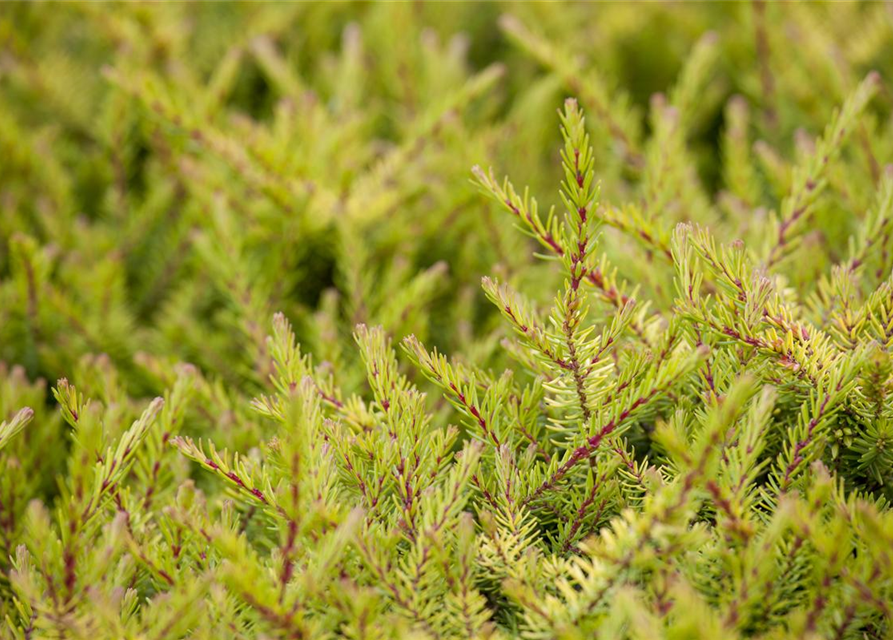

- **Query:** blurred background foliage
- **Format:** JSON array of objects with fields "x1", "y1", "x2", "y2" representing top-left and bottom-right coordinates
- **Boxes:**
[{"x1": 1, "y1": 1, "x2": 892, "y2": 414}]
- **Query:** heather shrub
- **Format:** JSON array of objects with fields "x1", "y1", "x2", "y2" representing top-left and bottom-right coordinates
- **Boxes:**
[{"x1": 1, "y1": 3, "x2": 893, "y2": 639}]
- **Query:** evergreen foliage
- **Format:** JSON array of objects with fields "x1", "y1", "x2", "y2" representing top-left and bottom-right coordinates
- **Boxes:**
[{"x1": 1, "y1": 3, "x2": 893, "y2": 639}]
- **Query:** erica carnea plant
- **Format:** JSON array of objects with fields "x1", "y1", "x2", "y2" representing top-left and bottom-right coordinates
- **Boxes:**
[{"x1": 2, "y1": 3, "x2": 893, "y2": 639}]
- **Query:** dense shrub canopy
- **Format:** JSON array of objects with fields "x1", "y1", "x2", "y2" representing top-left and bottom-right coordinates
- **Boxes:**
[{"x1": 1, "y1": 3, "x2": 893, "y2": 639}]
